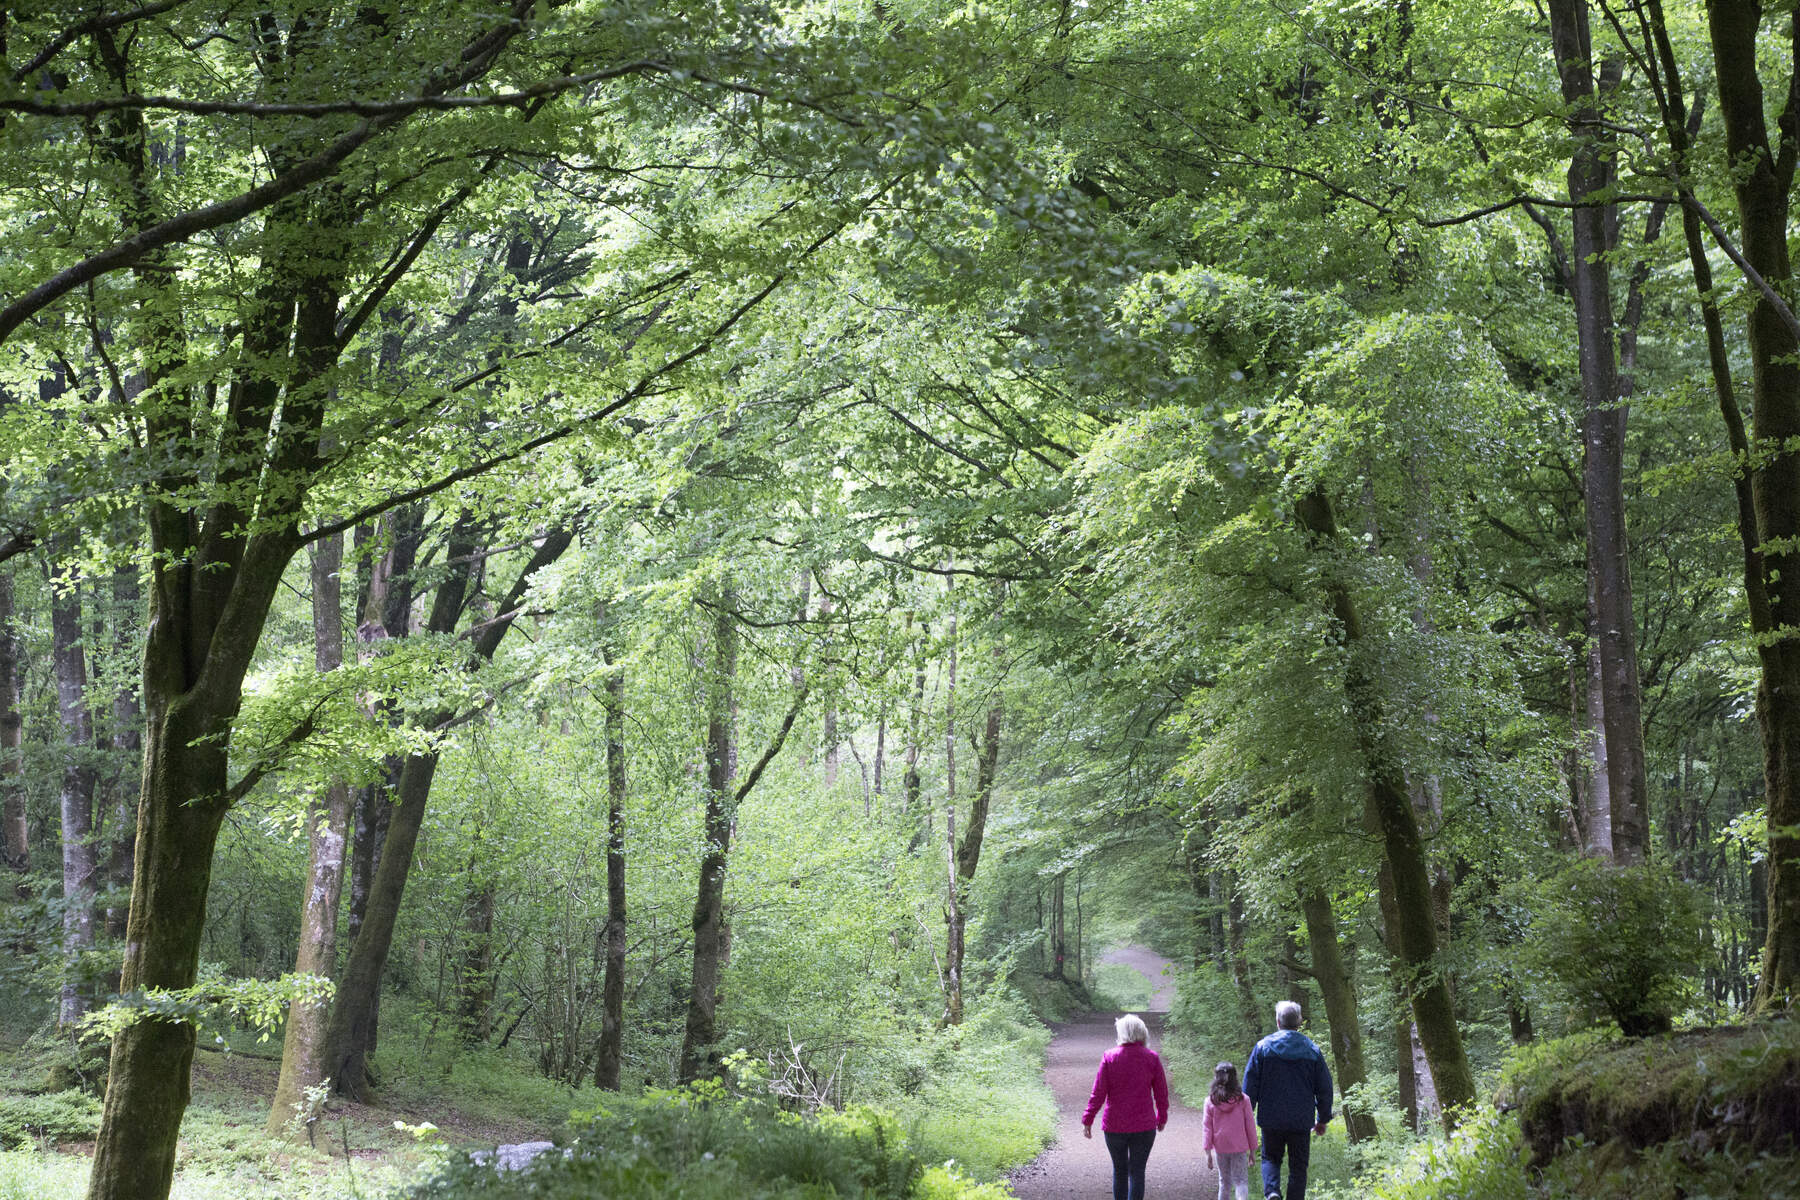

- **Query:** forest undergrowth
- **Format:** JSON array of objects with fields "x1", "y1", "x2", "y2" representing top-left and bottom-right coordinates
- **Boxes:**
[{"x1": 0, "y1": 968, "x2": 1061, "y2": 1200}]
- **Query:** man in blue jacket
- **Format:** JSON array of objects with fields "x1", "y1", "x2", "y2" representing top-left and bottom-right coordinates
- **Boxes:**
[{"x1": 1242, "y1": 1001, "x2": 1333, "y2": 1200}]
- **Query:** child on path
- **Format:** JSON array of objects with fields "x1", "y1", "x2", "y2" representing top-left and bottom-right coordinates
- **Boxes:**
[{"x1": 1202, "y1": 1061, "x2": 1257, "y2": 1200}]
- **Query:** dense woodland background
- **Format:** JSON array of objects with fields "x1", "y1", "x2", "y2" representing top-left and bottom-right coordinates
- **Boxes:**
[{"x1": 1, "y1": 1, "x2": 1799, "y2": 1198}]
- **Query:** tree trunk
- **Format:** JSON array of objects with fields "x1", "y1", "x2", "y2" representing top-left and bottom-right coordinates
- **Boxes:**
[
  {"x1": 1294, "y1": 486, "x2": 1475, "y2": 1129},
  {"x1": 1050, "y1": 872, "x2": 1066, "y2": 979},
  {"x1": 0, "y1": 569, "x2": 26, "y2": 872},
  {"x1": 943, "y1": 803, "x2": 964, "y2": 1025},
  {"x1": 456, "y1": 866, "x2": 497, "y2": 1044},
  {"x1": 1224, "y1": 874, "x2": 1262, "y2": 1037},
  {"x1": 52, "y1": 568, "x2": 98, "y2": 1027},
  {"x1": 266, "y1": 531, "x2": 355, "y2": 1136},
  {"x1": 679, "y1": 588, "x2": 738, "y2": 1083},
  {"x1": 902, "y1": 620, "x2": 926, "y2": 817},
  {"x1": 1704, "y1": 0, "x2": 1800, "y2": 1012},
  {"x1": 594, "y1": 658, "x2": 627, "y2": 1091},
  {"x1": 1548, "y1": 0, "x2": 1650, "y2": 863},
  {"x1": 1580, "y1": 634, "x2": 1613, "y2": 858},
  {"x1": 1300, "y1": 890, "x2": 1376, "y2": 1143},
  {"x1": 324, "y1": 524, "x2": 570, "y2": 1098},
  {"x1": 104, "y1": 566, "x2": 142, "y2": 939}
]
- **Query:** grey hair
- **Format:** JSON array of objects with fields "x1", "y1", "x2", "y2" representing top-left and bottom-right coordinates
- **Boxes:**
[
  {"x1": 1116, "y1": 1013, "x2": 1150, "y2": 1045},
  {"x1": 1275, "y1": 1000, "x2": 1302, "y2": 1031}
]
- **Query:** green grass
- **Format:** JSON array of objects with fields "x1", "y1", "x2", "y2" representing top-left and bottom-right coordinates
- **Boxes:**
[{"x1": 1089, "y1": 963, "x2": 1153, "y2": 1013}]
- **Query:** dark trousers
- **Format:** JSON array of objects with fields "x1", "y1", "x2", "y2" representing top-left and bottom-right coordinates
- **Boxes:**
[
  {"x1": 1259, "y1": 1127, "x2": 1311, "y2": 1200},
  {"x1": 1103, "y1": 1128, "x2": 1156, "y2": 1200}
]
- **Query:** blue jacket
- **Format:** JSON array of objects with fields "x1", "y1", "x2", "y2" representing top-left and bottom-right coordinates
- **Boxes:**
[{"x1": 1243, "y1": 1030, "x2": 1333, "y2": 1132}]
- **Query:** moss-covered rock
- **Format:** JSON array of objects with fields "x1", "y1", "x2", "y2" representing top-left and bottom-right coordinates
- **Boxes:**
[{"x1": 1505, "y1": 1020, "x2": 1800, "y2": 1170}]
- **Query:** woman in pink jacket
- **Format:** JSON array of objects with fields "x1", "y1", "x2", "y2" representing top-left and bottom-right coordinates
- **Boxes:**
[
  {"x1": 1080, "y1": 1013, "x2": 1170, "y2": 1200},
  {"x1": 1202, "y1": 1061, "x2": 1257, "y2": 1200}
]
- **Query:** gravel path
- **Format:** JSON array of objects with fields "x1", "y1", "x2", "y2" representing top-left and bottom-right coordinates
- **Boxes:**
[{"x1": 1010, "y1": 948, "x2": 1220, "y2": 1200}]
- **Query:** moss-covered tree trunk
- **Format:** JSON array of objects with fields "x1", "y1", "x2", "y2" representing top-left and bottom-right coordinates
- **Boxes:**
[
  {"x1": 1300, "y1": 889, "x2": 1376, "y2": 1143},
  {"x1": 594, "y1": 657, "x2": 628, "y2": 1090},
  {"x1": 1224, "y1": 872, "x2": 1262, "y2": 1037},
  {"x1": 0, "y1": 569, "x2": 24, "y2": 872},
  {"x1": 679, "y1": 591, "x2": 738, "y2": 1083},
  {"x1": 324, "y1": 524, "x2": 570, "y2": 1097},
  {"x1": 943, "y1": 675, "x2": 1002, "y2": 1026},
  {"x1": 1295, "y1": 486, "x2": 1475, "y2": 1129},
  {"x1": 1706, "y1": 0, "x2": 1800, "y2": 1012}
]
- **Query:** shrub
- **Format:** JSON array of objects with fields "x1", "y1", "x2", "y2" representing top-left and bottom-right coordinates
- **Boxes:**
[
  {"x1": 1351, "y1": 1106, "x2": 1530, "y2": 1200},
  {"x1": 1525, "y1": 859, "x2": 1703, "y2": 1037},
  {"x1": 408, "y1": 1095, "x2": 931, "y2": 1200},
  {"x1": 0, "y1": 1091, "x2": 102, "y2": 1149}
]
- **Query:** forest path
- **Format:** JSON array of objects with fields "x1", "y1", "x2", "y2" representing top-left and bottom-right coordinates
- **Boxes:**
[{"x1": 1009, "y1": 947, "x2": 1220, "y2": 1200}]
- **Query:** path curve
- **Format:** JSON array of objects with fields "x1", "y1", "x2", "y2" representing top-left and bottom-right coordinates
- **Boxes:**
[{"x1": 1010, "y1": 949, "x2": 1219, "y2": 1200}]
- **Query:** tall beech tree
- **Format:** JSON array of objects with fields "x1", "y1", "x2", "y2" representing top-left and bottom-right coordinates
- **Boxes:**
[
  {"x1": 264, "y1": 530, "x2": 354, "y2": 1136},
  {"x1": 49, "y1": 566, "x2": 96, "y2": 1027},
  {"x1": 0, "y1": 569, "x2": 23, "y2": 872},
  {"x1": 1546, "y1": 0, "x2": 1654, "y2": 863},
  {"x1": 1702, "y1": 0, "x2": 1800, "y2": 1008},
  {"x1": 320, "y1": 523, "x2": 572, "y2": 1100}
]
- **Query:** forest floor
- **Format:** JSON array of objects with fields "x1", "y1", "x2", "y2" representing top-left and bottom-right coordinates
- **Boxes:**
[
  {"x1": 1009, "y1": 946, "x2": 1220, "y2": 1200},
  {"x1": 0, "y1": 1032, "x2": 585, "y2": 1199}
]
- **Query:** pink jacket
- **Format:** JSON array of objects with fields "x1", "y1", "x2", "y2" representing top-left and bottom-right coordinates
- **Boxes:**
[
  {"x1": 1081, "y1": 1043, "x2": 1170, "y2": 1133},
  {"x1": 1202, "y1": 1094, "x2": 1257, "y2": 1155}
]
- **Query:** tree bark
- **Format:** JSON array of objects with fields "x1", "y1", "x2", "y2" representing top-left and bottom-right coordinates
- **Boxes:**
[
  {"x1": 679, "y1": 587, "x2": 738, "y2": 1083},
  {"x1": 456, "y1": 857, "x2": 497, "y2": 1044},
  {"x1": 324, "y1": 524, "x2": 571, "y2": 1098},
  {"x1": 1548, "y1": 0, "x2": 1651, "y2": 863},
  {"x1": 104, "y1": 566, "x2": 142, "y2": 939},
  {"x1": 1294, "y1": 486, "x2": 1475, "y2": 1129},
  {"x1": 52, "y1": 567, "x2": 98, "y2": 1027},
  {"x1": 1224, "y1": 873, "x2": 1262, "y2": 1038},
  {"x1": 1704, "y1": 0, "x2": 1800, "y2": 1012},
  {"x1": 266, "y1": 530, "x2": 354, "y2": 1135},
  {"x1": 1300, "y1": 889, "x2": 1376, "y2": 1143},
  {"x1": 594, "y1": 655, "x2": 627, "y2": 1091},
  {"x1": 0, "y1": 569, "x2": 26, "y2": 872},
  {"x1": 902, "y1": 620, "x2": 926, "y2": 816}
]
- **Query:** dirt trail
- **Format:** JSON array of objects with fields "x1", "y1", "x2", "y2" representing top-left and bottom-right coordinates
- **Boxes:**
[{"x1": 1010, "y1": 948, "x2": 1219, "y2": 1200}]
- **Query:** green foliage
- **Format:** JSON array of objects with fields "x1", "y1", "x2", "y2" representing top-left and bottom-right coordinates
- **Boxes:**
[
  {"x1": 1524, "y1": 860, "x2": 1706, "y2": 1037},
  {"x1": 79, "y1": 968, "x2": 333, "y2": 1049},
  {"x1": 1339, "y1": 1106, "x2": 1531, "y2": 1200},
  {"x1": 0, "y1": 1091, "x2": 101, "y2": 1149},
  {"x1": 407, "y1": 1096, "x2": 983, "y2": 1200}
]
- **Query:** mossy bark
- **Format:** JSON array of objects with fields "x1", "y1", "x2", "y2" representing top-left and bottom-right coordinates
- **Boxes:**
[
  {"x1": 0, "y1": 570, "x2": 27, "y2": 871},
  {"x1": 1301, "y1": 889, "x2": 1376, "y2": 1143},
  {"x1": 594, "y1": 661, "x2": 627, "y2": 1091},
  {"x1": 1295, "y1": 487, "x2": 1475, "y2": 1129},
  {"x1": 87, "y1": 706, "x2": 232, "y2": 1200},
  {"x1": 322, "y1": 524, "x2": 569, "y2": 1097},
  {"x1": 1704, "y1": 0, "x2": 1800, "y2": 1012},
  {"x1": 679, "y1": 592, "x2": 738, "y2": 1083}
]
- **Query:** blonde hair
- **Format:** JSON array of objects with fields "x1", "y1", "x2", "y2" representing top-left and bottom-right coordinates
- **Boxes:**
[{"x1": 1115, "y1": 1013, "x2": 1150, "y2": 1045}]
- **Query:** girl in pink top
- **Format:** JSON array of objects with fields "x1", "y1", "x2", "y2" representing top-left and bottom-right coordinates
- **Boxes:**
[
  {"x1": 1202, "y1": 1061, "x2": 1257, "y2": 1200},
  {"x1": 1080, "y1": 1014, "x2": 1170, "y2": 1200}
]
